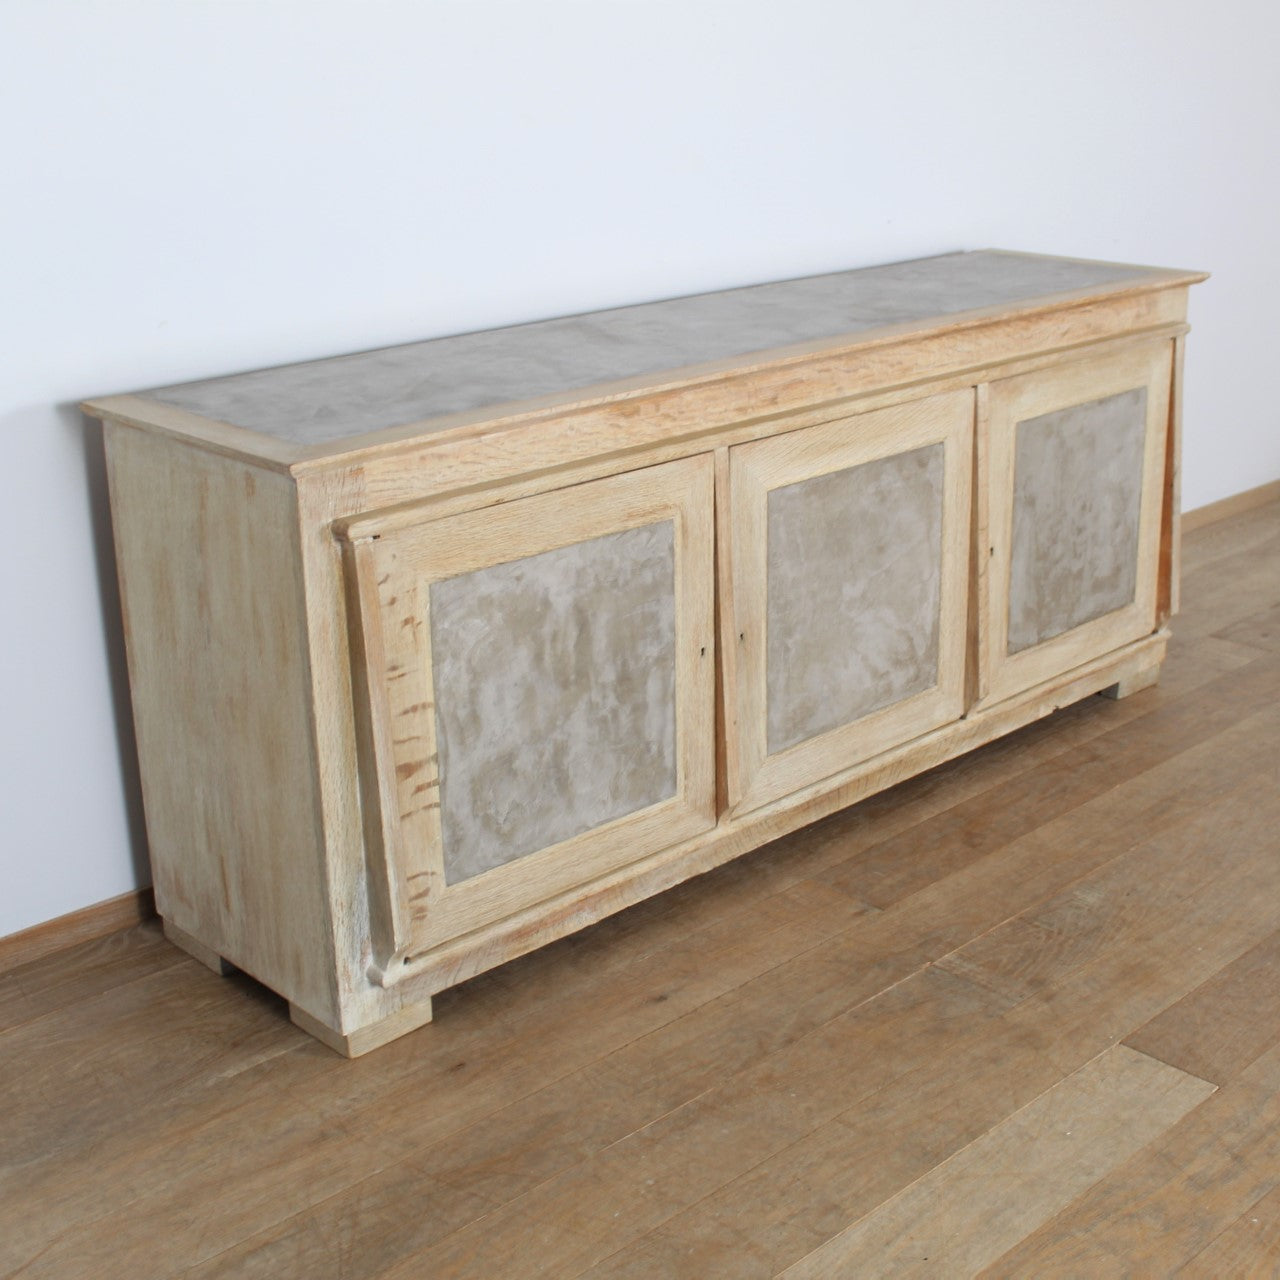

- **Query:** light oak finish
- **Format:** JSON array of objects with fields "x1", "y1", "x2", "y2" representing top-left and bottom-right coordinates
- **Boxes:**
[
  {"x1": 980, "y1": 340, "x2": 1172, "y2": 706},
  {"x1": 342, "y1": 456, "x2": 717, "y2": 980},
  {"x1": 724, "y1": 388, "x2": 972, "y2": 813},
  {"x1": 164, "y1": 918, "x2": 232, "y2": 976},
  {"x1": 0, "y1": 501, "x2": 1275, "y2": 1277},
  {"x1": 103, "y1": 427, "x2": 342, "y2": 1027},
  {"x1": 83, "y1": 250, "x2": 1205, "y2": 1053}
]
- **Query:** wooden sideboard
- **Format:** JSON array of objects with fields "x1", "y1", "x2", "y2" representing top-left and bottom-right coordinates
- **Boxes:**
[{"x1": 84, "y1": 249, "x2": 1206, "y2": 1056}]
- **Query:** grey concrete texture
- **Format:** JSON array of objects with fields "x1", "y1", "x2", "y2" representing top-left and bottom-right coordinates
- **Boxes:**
[
  {"x1": 429, "y1": 521, "x2": 678, "y2": 884},
  {"x1": 1008, "y1": 388, "x2": 1147, "y2": 653},
  {"x1": 141, "y1": 252, "x2": 1154, "y2": 445},
  {"x1": 766, "y1": 443, "x2": 945, "y2": 754}
]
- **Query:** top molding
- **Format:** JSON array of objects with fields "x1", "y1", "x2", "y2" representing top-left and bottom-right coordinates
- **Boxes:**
[{"x1": 83, "y1": 249, "x2": 1206, "y2": 472}]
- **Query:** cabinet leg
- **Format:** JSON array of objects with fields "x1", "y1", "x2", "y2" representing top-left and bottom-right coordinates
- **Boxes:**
[
  {"x1": 289, "y1": 996, "x2": 434, "y2": 1058},
  {"x1": 163, "y1": 918, "x2": 234, "y2": 975},
  {"x1": 1100, "y1": 663, "x2": 1161, "y2": 701}
]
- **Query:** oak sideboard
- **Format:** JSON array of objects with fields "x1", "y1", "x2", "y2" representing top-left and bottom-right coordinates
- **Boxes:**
[{"x1": 85, "y1": 249, "x2": 1206, "y2": 1056}]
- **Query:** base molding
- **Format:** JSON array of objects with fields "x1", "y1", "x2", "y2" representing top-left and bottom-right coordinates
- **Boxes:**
[
  {"x1": 1182, "y1": 478, "x2": 1280, "y2": 533},
  {"x1": 0, "y1": 887, "x2": 155, "y2": 975}
]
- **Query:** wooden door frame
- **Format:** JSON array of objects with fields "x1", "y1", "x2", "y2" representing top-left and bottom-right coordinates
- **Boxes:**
[
  {"x1": 341, "y1": 455, "x2": 717, "y2": 971},
  {"x1": 977, "y1": 340, "x2": 1173, "y2": 710},
  {"x1": 722, "y1": 388, "x2": 975, "y2": 816}
]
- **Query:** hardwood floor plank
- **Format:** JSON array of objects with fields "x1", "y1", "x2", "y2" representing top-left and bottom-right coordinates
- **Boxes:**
[
  {"x1": 1179, "y1": 500, "x2": 1279, "y2": 574},
  {"x1": 0, "y1": 505, "x2": 1274, "y2": 1279},
  {"x1": 1215, "y1": 601, "x2": 1280, "y2": 654},
  {"x1": 1125, "y1": 930, "x2": 1280, "y2": 1085},
  {"x1": 980, "y1": 1042, "x2": 1280, "y2": 1277},
  {"x1": 0, "y1": 918, "x2": 179, "y2": 1034},
  {"x1": 820, "y1": 656, "x2": 1278, "y2": 908},
  {"x1": 582, "y1": 747, "x2": 1279, "y2": 1277},
  {"x1": 936, "y1": 717, "x2": 1280, "y2": 1006},
  {"x1": 1174, "y1": 531, "x2": 1280, "y2": 641},
  {"x1": 187, "y1": 1163, "x2": 496, "y2": 1280},
  {"x1": 0, "y1": 961, "x2": 297, "y2": 1181},
  {"x1": 576, "y1": 1022, "x2": 1073, "y2": 1278},
  {"x1": 373, "y1": 967, "x2": 1016, "y2": 1280},
  {"x1": 369, "y1": 724, "x2": 1277, "y2": 1279},
  {"x1": 19, "y1": 668, "x2": 1261, "y2": 1278},
  {"x1": 777, "y1": 1046, "x2": 1213, "y2": 1279},
  {"x1": 1178, "y1": 1181, "x2": 1280, "y2": 1278},
  {"x1": 0, "y1": 877, "x2": 870, "y2": 1278},
  {"x1": 999, "y1": 821, "x2": 1280, "y2": 1074}
]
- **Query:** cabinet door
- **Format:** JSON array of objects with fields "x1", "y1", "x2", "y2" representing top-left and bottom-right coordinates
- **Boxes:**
[
  {"x1": 980, "y1": 342, "x2": 1172, "y2": 705},
  {"x1": 724, "y1": 390, "x2": 974, "y2": 814},
  {"x1": 345, "y1": 456, "x2": 716, "y2": 968}
]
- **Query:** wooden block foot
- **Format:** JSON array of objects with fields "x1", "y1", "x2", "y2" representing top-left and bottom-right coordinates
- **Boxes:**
[
  {"x1": 289, "y1": 997, "x2": 434, "y2": 1058},
  {"x1": 163, "y1": 918, "x2": 233, "y2": 975},
  {"x1": 1100, "y1": 663, "x2": 1162, "y2": 700}
]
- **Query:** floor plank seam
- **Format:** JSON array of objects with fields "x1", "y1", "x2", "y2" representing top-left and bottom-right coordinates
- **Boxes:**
[
  {"x1": 1120, "y1": 1044, "x2": 1220, "y2": 1092},
  {"x1": 779, "y1": 1045, "x2": 1219, "y2": 1278},
  {"x1": 141, "y1": 914, "x2": 931, "y2": 1277}
]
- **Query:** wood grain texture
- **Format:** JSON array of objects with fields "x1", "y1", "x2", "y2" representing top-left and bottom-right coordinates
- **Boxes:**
[
  {"x1": 1178, "y1": 1181, "x2": 1280, "y2": 1278},
  {"x1": 1125, "y1": 929, "x2": 1280, "y2": 1085},
  {"x1": 303, "y1": 303, "x2": 1191, "y2": 521},
  {"x1": 980, "y1": 340, "x2": 1173, "y2": 706},
  {"x1": 980, "y1": 1042, "x2": 1280, "y2": 1278},
  {"x1": 0, "y1": 887, "x2": 154, "y2": 974},
  {"x1": 104, "y1": 424, "x2": 340, "y2": 1024},
  {"x1": 779, "y1": 1045, "x2": 1214, "y2": 1279},
  {"x1": 0, "y1": 917, "x2": 174, "y2": 1034},
  {"x1": 343, "y1": 455, "x2": 716, "y2": 969},
  {"x1": 725, "y1": 388, "x2": 972, "y2": 813},
  {"x1": 389, "y1": 630, "x2": 1169, "y2": 1000},
  {"x1": 80, "y1": 251, "x2": 1204, "y2": 1056},
  {"x1": 1215, "y1": 601, "x2": 1280, "y2": 654},
  {"x1": 1157, "y1": 332, "x2": 1185, "y2": 621},
  {"x1": 1, "y1": 507, "x2": 1276, "y2": 1279},
  {"x1": 1182, "y1": 477, "x2": 1280, "y2": 533}
]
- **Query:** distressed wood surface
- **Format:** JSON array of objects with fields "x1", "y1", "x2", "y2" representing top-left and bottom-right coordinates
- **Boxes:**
[
  {"x1": 981, "y1": 340, "x2": 1173, "y2": 707},
  {"x1": 0, "y1": 503, "x2": 1273, "y2": 1278},
  {"x1": 79, "y1": 252, "x2": 1204, "y2": 1054},
  {"x1": 725, "y1": 388, "x2": 972, "y2": 814},
  {"x1": 343, "y1": 456, "x2": 717, "y2": 965},
  {"x1": 103, "y1": 424, "x2": 341, "y2": 1026}
]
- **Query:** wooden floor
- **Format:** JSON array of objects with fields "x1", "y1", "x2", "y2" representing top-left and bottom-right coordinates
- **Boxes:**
[{"x1": 2, "y1": 502, "x2": 1278, "y2": 1279}]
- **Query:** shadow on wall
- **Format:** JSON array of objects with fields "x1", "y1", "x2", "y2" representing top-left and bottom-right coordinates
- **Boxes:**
[{"x1": 71, "y1": 401, "x2": 150, "y2": 888}]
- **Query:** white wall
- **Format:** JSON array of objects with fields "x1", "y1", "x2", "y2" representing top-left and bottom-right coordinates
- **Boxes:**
[{"x1": 2, "y1": 0, "x2": 1277, "y2": 937}]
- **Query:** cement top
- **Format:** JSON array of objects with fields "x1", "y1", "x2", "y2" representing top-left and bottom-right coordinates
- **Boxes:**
[{"x1": 93, "y1": 250, "x2": 1202, "y2": 454}]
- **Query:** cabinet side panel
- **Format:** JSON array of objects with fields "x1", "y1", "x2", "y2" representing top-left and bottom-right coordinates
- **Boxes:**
[{"x1": 105, "y1": 425, "x2": 338, "y2": 1018}]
